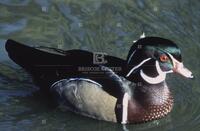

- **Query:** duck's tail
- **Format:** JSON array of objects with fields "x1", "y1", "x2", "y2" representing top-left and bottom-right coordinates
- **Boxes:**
[
  {"x1": 6, "y1": 39, "x2": 34, "y2": 71},
  {"x1": 5, "y1": 39, "x2": 68, "y2": 91},
  {"x1": 5, "y1": 39, "x2": 64, "y2": 72}
]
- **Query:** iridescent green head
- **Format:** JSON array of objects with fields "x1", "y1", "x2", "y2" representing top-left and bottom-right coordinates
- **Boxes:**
[{"x1": 126, "y1": 37, "x2": 193, "y2": 84}]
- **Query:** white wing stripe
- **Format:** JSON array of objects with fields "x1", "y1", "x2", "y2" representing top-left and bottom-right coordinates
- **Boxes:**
[{"x1": 51, "y1": 78, "x2": 102, "y2": 88}]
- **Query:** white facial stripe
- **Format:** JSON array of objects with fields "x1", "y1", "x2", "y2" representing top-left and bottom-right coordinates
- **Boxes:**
[
  {"x1": 167, "y1": 52, "x2": 181, "y2": 66},
  {"x1": 121, "y1": 93, "x2": 129, "y2": 124},
  {"x1": 126, "y1": 58, "x2": 151, "y2": 77},
  {"x1": 127, "y1": 50, "x2": 136, "y2": 64},
  {"x1": 140, "y1": 61, "x2": 166, "y2": 84},
  {"x1": 156, "y1": 60, "x2": 173, "y2": 74},
  {"x1": 164, "y1": 70, "x2": 173, "y2": 73},
  {"x1": 156, "y1": 60, "x2": 163, "y2": 75}
]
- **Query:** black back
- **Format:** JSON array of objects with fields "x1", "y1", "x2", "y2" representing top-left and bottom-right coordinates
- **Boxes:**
[{"x1": 5, "y1": 39, "x2": 127, "y2": 96}]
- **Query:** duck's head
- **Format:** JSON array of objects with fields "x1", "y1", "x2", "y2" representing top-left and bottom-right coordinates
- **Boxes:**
[{"x1": 126, "y1": 37, "x2": 193, "y2": 84}]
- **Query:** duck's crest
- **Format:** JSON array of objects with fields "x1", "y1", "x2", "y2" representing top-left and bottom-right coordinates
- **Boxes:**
[
  {"x1": 140, "y1": 32, "x2": 146, "y2": 38},
  {"x1": 132, "y1": 32, "x2": 146, "y2": 43}
]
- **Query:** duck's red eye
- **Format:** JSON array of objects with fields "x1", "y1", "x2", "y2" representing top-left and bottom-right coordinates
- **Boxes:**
[{"x1": 160, "y1": 55, "x2": 169, "y2": 62}]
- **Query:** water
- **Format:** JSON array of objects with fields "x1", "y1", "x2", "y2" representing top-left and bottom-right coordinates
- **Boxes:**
[{"x1": 0, "y1": 0, "x2": 200, "y2": 131}]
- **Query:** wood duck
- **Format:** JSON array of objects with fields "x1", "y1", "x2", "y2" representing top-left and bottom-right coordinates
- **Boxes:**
[{"x1": 5, "y1": 36, "x2": 193, "y2": 124}]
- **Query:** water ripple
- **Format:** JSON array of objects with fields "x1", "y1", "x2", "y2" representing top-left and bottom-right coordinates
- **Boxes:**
[
  {"x1": 35, "y1": 0, "x2": 51, "y2": 13},
  {"x1": 0, "y1": 0, "x2": 30, "y2": 6},
  {"x1": 0, "y1": 19, "x2": 27, "y2": 35}
]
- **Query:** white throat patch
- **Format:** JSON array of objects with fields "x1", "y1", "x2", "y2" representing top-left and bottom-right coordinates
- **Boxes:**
[{"x1": 140, "y1": 61, "x2": 166, "y2": 84}]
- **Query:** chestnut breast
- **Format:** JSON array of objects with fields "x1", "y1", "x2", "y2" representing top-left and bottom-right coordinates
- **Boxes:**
[{"x1": 127, "y1": 94, "x2": 174, "y2": 123}]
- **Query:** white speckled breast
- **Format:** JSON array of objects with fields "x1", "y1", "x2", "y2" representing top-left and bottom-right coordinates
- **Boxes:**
[
  {"x1": 127, "y1": 93, "x2": 174, "y2": 123},
  {"x1": 142, "y1": 94, "x2": 174, "y2": 122}
]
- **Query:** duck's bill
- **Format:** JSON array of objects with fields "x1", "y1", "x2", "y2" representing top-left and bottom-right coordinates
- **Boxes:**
[{"x1": 173, "y1": 62, "x2": 194, "y2": 79}]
